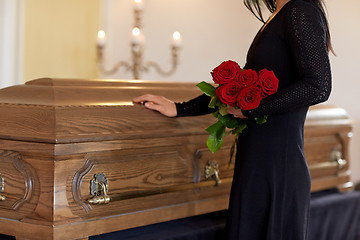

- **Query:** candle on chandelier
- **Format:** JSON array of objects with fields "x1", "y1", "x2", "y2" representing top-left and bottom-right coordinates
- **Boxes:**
[
  {"x1": 97, "y1": 30, "x2": 106, "y2": 47},
  {"x1": 172, "y1": 31, "x2": 182, "y2": 47},
  {"x1": 132, "y1": 27, "x2": 145, "y2": 44},
  {"x1": 134, "y1": 0, "x2": 144, "y2": 11}
]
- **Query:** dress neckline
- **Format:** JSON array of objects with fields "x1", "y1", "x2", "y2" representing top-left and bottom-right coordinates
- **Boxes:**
[{"x1": 259, "y1": 0, "x2": 294, "y2": 34}]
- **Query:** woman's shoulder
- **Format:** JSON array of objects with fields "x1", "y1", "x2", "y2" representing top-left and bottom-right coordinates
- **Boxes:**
[
  {"x1": 282, "y1": 0, "x2": 325, "y2": 26},
  {"x1": 284, "y1": 0, "x2": 323, "y2": 16}
]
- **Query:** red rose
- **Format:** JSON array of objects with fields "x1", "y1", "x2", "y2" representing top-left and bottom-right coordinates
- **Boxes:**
[
  {"x1": 216, "y1": 81, "x2": 242, "y2": 107},
  {"x1": 237, "y1": 69, "x2": 258, "y2": 88},
  {"x1": 236, "y1": 86, "x2": 263, "y2": 110},
  {"x1": 258, "y1": 69, "x2": 279, "y2": 97},
  {"x1": 211, "y1": 60, "x2": 241, "y2": 85}
]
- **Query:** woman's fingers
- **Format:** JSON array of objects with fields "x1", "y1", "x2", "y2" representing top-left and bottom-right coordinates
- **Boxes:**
[
  {"x1": 144, "y1": 101, "x2": 161, "y2": 111},
  {"x1": 133, "y1": 94, "x2": 159, "y2": 104},
  {"x1": 132, "y1": 94, "x2": 177, "y2": 117},
  {"x1": 227, "y1": 105, "x2": 247, "y2": 119},
  {"x1": 227, "y1": 106, "x2": 235, "y2": 115}
]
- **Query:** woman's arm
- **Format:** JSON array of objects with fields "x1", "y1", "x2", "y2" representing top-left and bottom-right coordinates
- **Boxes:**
[
  {"x1": 175, "y1": 94, "x2": 215, "y2": 117},
  {"x1": 133, "y1": 93, "x2": 215, "y2": 117}
]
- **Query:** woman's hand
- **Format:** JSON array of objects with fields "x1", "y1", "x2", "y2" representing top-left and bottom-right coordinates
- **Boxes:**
[
  {"x1": 227, "y1": 105, "x2": 247, "y2": 119},
  {"x1": 132, "y1": 94, "x2": 177, "y2": 117}
]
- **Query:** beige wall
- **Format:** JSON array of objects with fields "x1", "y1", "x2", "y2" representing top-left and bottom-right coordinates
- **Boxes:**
[
  {"x1": 326, "y1": 0, "x2": 360, "y2": 185},
  {"x1": 100, "y1": 0, "x2": 262, "y2": 82},
  {"x1": 0, "y1": 0, "x2": 24, "y2": 87},
  {"x1": 23, "y1": 0, "x2": 100, "y2": 82}
]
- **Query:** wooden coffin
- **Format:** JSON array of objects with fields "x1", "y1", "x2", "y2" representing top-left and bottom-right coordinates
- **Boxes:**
[
  {"x1": 0, "y1": 78, "x2": 353, "y2": 240},
  {"x1": 305, "y1": 105, "x2": 353, "y2": 192}
]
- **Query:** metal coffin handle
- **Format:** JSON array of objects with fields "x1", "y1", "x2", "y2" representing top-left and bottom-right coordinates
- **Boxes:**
[
  {"x1": 88, "y1": 173, "x2": 110, "y2": 205},
  {"x1": 330, "y1": 149, "x2": 347, "y2": 170},
  {"x1": 205, "y1": 160, "x2": 222, "y2": 186},
  {"x1": 0, "y1": 175, "x2": 5, "y2": 201}
]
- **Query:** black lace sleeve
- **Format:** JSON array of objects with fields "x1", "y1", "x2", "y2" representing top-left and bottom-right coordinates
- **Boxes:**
[
  {"x1": 246, "y1": 2, "x2": 331, "y2": 118},
  {"x1": 176, "y1": 94, "x2": 215, "y2": 117}
]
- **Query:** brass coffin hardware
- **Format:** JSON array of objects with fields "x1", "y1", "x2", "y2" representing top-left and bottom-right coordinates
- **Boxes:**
[
  {"x1": 0, "y1": 174, "x2": 5, "y2": 201},
  {"x1": 205, "y1": 161, "x2": 222, "y2": 186},
  {"x1": 330, "y1": 149, "x2": 347, "y2": 170},
  {"x1": 88, "y1": 173, "x2": 110, "y2": 205}
]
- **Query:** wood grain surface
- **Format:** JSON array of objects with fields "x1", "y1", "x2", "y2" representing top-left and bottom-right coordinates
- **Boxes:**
[{"x1": 0, "y1": 78, "x2": 354, "y2": 239}]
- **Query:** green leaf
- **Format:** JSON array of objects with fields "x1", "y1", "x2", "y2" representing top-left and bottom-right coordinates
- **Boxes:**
[
  {"x1": 197, "y1": 81, "x2": 216, "y2": 97},
  {"x1": 206, "y1": 120, "x2": 223, "y2": 134},
  {"x1": 219, "y1": 104, "x2": 228, "y2": 116},
  {"x1": 255, "y1": 115, "x2": 268, "y2": 125},
  {"x1": 218, "y1": 114, "x2": 232, "y2": 125},
  {"x1": 233, "y1": 123, "x2": 247, "y2": 134},
  {"x1": 226, "y1": 118, "x2": 240, "y2": 129},
  {"x1": 218, "y1": 114, "x2": 243, "y2": 130},
  {"x1": 206, "y1": 124, "x2": 226, "y2": 153},
  {"x1": 208, "y1": 96, "x2": 220, "y2": 109},
  {"x1": 212, "y1": 111, "x2": 220, "y2": 118},
  {"x1": 215, "y1": 124, "x2": 226, "y2": 139},
  {"x1": 207, "y1": 133, "x2": 223, "y2": 153}
]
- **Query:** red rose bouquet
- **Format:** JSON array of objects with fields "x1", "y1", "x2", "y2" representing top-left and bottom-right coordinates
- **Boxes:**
[{"x1": 197, "y1": 60, "x2": 279, "y2": 165}]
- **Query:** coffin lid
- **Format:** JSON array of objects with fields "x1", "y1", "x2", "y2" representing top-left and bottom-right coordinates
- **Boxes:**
[{"x1": 0, "y1": 78, "x2": 353, "y2": 143}]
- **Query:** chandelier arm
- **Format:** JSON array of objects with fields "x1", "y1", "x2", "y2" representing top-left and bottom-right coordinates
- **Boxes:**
[
  {"x1": 98, "y1": 61, "x2": 132, "y2": 76},
  {"x1": 144, "y1": 47, "x2": 179, "y2": 76}
]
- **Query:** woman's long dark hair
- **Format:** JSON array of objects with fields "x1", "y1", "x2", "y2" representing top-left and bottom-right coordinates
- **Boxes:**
[{"x1": 244, "y1": 0, "x2": 334, "y2": 54}]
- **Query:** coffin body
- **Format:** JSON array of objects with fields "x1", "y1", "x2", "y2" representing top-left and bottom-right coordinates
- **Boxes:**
[{"x1": 0, "y1": 79, "x2": 353, "y2": 239}]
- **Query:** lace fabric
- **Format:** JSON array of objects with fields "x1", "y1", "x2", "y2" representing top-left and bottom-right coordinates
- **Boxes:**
[{"x1": 176, "y1": 94, "x2": 214, "y2": 117}]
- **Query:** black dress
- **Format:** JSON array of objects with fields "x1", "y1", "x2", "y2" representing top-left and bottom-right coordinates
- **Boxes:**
[{"x1": 176, "y1": 0, "x2": 331, "y2": 239}]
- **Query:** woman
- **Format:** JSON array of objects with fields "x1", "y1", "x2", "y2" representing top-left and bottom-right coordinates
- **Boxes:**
[{"x1": 133, "y1": 0, "x2": 332, "y2": 239}]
